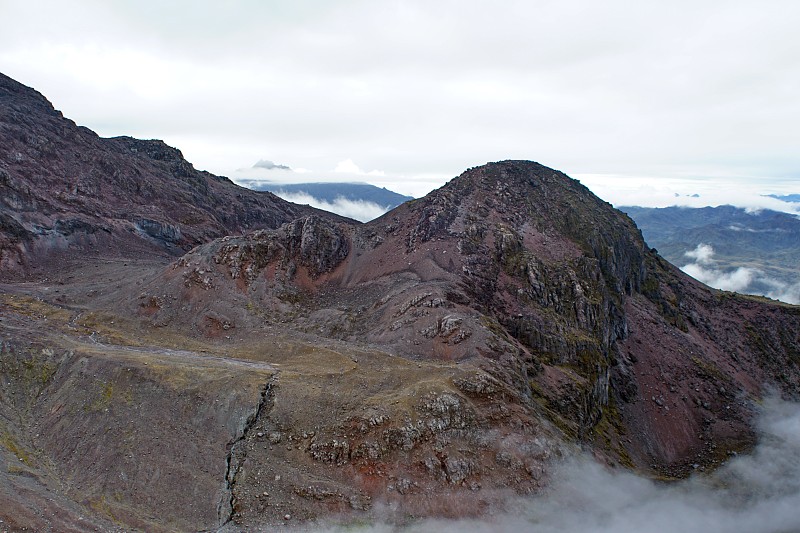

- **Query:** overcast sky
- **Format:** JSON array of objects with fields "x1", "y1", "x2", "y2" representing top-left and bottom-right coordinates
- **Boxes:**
[{"x1": 1, "y1": 0, "x2": 798, "y2": 207}]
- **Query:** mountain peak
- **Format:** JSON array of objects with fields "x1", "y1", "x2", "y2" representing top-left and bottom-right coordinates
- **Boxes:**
[
  {"x1": 446, "y1": 160, "x2": 575, "y2": 191},
  {"x1": 385, "y1": 159, "x2": 646, "y2": 295}
]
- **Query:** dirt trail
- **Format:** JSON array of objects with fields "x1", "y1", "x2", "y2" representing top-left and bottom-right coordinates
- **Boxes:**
[{"x1": 85, "y1": 336, "x2": 279, "y2": 372}]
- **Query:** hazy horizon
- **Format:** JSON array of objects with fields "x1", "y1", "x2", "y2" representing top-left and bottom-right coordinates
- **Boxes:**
[{"x1": 2, "y1": 0, "x2": 798, "y2": 205}]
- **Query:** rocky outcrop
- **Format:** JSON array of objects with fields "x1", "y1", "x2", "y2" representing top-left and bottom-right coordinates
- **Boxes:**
[{"x1": 198, "y1": 215, "x2": 351, "y2": 285}]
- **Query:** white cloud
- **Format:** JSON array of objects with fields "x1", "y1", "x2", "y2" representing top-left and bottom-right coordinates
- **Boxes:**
[
  {"x1": 272, "y1": 191, "x2": 389, "y2": 223},
  {"x1": 684, "y1": 244, "x2": 715, "y2": 265},
  {"x1": 2, "y1": 0, "x2": 799, "y2": 200},
  {"x1": 334, "y1": 159, "x2": 385, "y2": 177},
  {"x1": 681, "y1": 243, "x2": 757, "y2": 292},
  {"x1": 333, "y1": 159, "x2": 363, "y2": 174},
  {"x1": 679, "y1": 244, "x2": 798, "y2": 303},
  {"x1": 682, "y1": 263, "x2": 757, "y2": 293},
  {"x1": 576, "y1": 174, "x2": 800, "y2": 215},
  {"x1": 761, "y1": 279, "x2": 800, "y2": 306}
]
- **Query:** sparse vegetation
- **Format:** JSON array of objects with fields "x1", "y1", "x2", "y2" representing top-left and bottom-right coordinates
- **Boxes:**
[
  {"x1": 86, "y1": 381, "x2": 115, "y2": 412},
  {"x1": 0, "y1": 429, "x2": 33, "y2": 467}
]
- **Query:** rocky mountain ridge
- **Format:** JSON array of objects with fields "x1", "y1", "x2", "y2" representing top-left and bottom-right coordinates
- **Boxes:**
[
  {"x1": 0, "y1": 73, "x2": 799, "y2": 531},
  {"x1": 0, "y1": 72, "x2": 338, "y2": 276}
]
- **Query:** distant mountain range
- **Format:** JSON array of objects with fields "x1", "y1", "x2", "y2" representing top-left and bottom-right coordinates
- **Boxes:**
[
  {"x1": 769, "y1": 193, "x2": 800, "y2": 203},
  {"x1": 237, "y1": 180, "x2": 413, "y2": 221},
  {"x1": 622, "y1": 205, "x2": 800, "y2": 303}
]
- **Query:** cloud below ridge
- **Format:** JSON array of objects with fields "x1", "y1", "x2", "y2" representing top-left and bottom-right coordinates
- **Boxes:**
[
  {"x1": 294, "y1": 398, "x2": 800, "y2": 533},
  {"x1": 272, "y1": 191, "x2": 389, "y2": 222},
  {"x1": 680, "y1": 244, "x2": 799, "y2": 304}
]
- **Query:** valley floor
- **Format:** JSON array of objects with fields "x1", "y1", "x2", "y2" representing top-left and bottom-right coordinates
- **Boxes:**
[{"x1": 1, "y1": 258, "x2": 561, "y2": 531}]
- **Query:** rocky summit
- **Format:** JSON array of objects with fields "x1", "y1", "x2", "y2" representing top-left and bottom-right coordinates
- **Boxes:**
[{"x1": 1, "y1": 73, "x2": 799, "y2": 532}]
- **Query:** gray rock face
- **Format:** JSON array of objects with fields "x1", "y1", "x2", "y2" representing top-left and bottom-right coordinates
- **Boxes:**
[
  {"x1": 0, "y1": 333, "x2": 275, "y2": 532},
  {"x1": 135, "y1": 218, "x2": 183, "y2": 245},
  {"x1": 207, "y1": 215, "x2": 351, "y2": 285},
  {"x1": 284, "y1": 216, "x2": 350, "y2": 277}
]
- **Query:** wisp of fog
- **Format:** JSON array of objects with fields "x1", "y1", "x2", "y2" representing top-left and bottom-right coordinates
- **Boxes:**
[
  {"x1": 272, "y1": 191, "x2": 390, "y2": 223},
  {"x1": 295, "y1": 398, "x2": 800, "y2": 533},
  {"x1": 681, "y1": 244, "x2": 800, "y2": 304}
]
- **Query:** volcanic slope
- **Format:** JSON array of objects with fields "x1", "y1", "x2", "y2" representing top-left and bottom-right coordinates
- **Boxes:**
[
  {"x1": 0, "y1": 72, "x2": 340, "y2": 276},
  {"x1": 3, "y1": 160, "x2": 799, "y2": 531},
  {"x1": 1, "y1": 71, "x2": 799, "y2": 530},
  {"x1": 135, "y1": 161, "x2": 800, "y2": 525}
]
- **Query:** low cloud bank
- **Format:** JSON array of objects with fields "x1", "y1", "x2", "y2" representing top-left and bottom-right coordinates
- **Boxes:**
[
  {"x1": 296, "y1": 398, "x2": 800, "y2": 533},
  {"x1": 274, "y1": 191, "x2": 389, "y2": 222},
  {"x1": 680, "y1": 244, "x2": 799, "y2": 304},
  {"x1": 760, "y1": 279, "x2": 800, "y2": 306},
  {"x1": 681, "y1": 262, "x2": 756, "y2": 293},
  {"x1": 576, "y1": 174, "x2": 800, "y2": 217}
]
